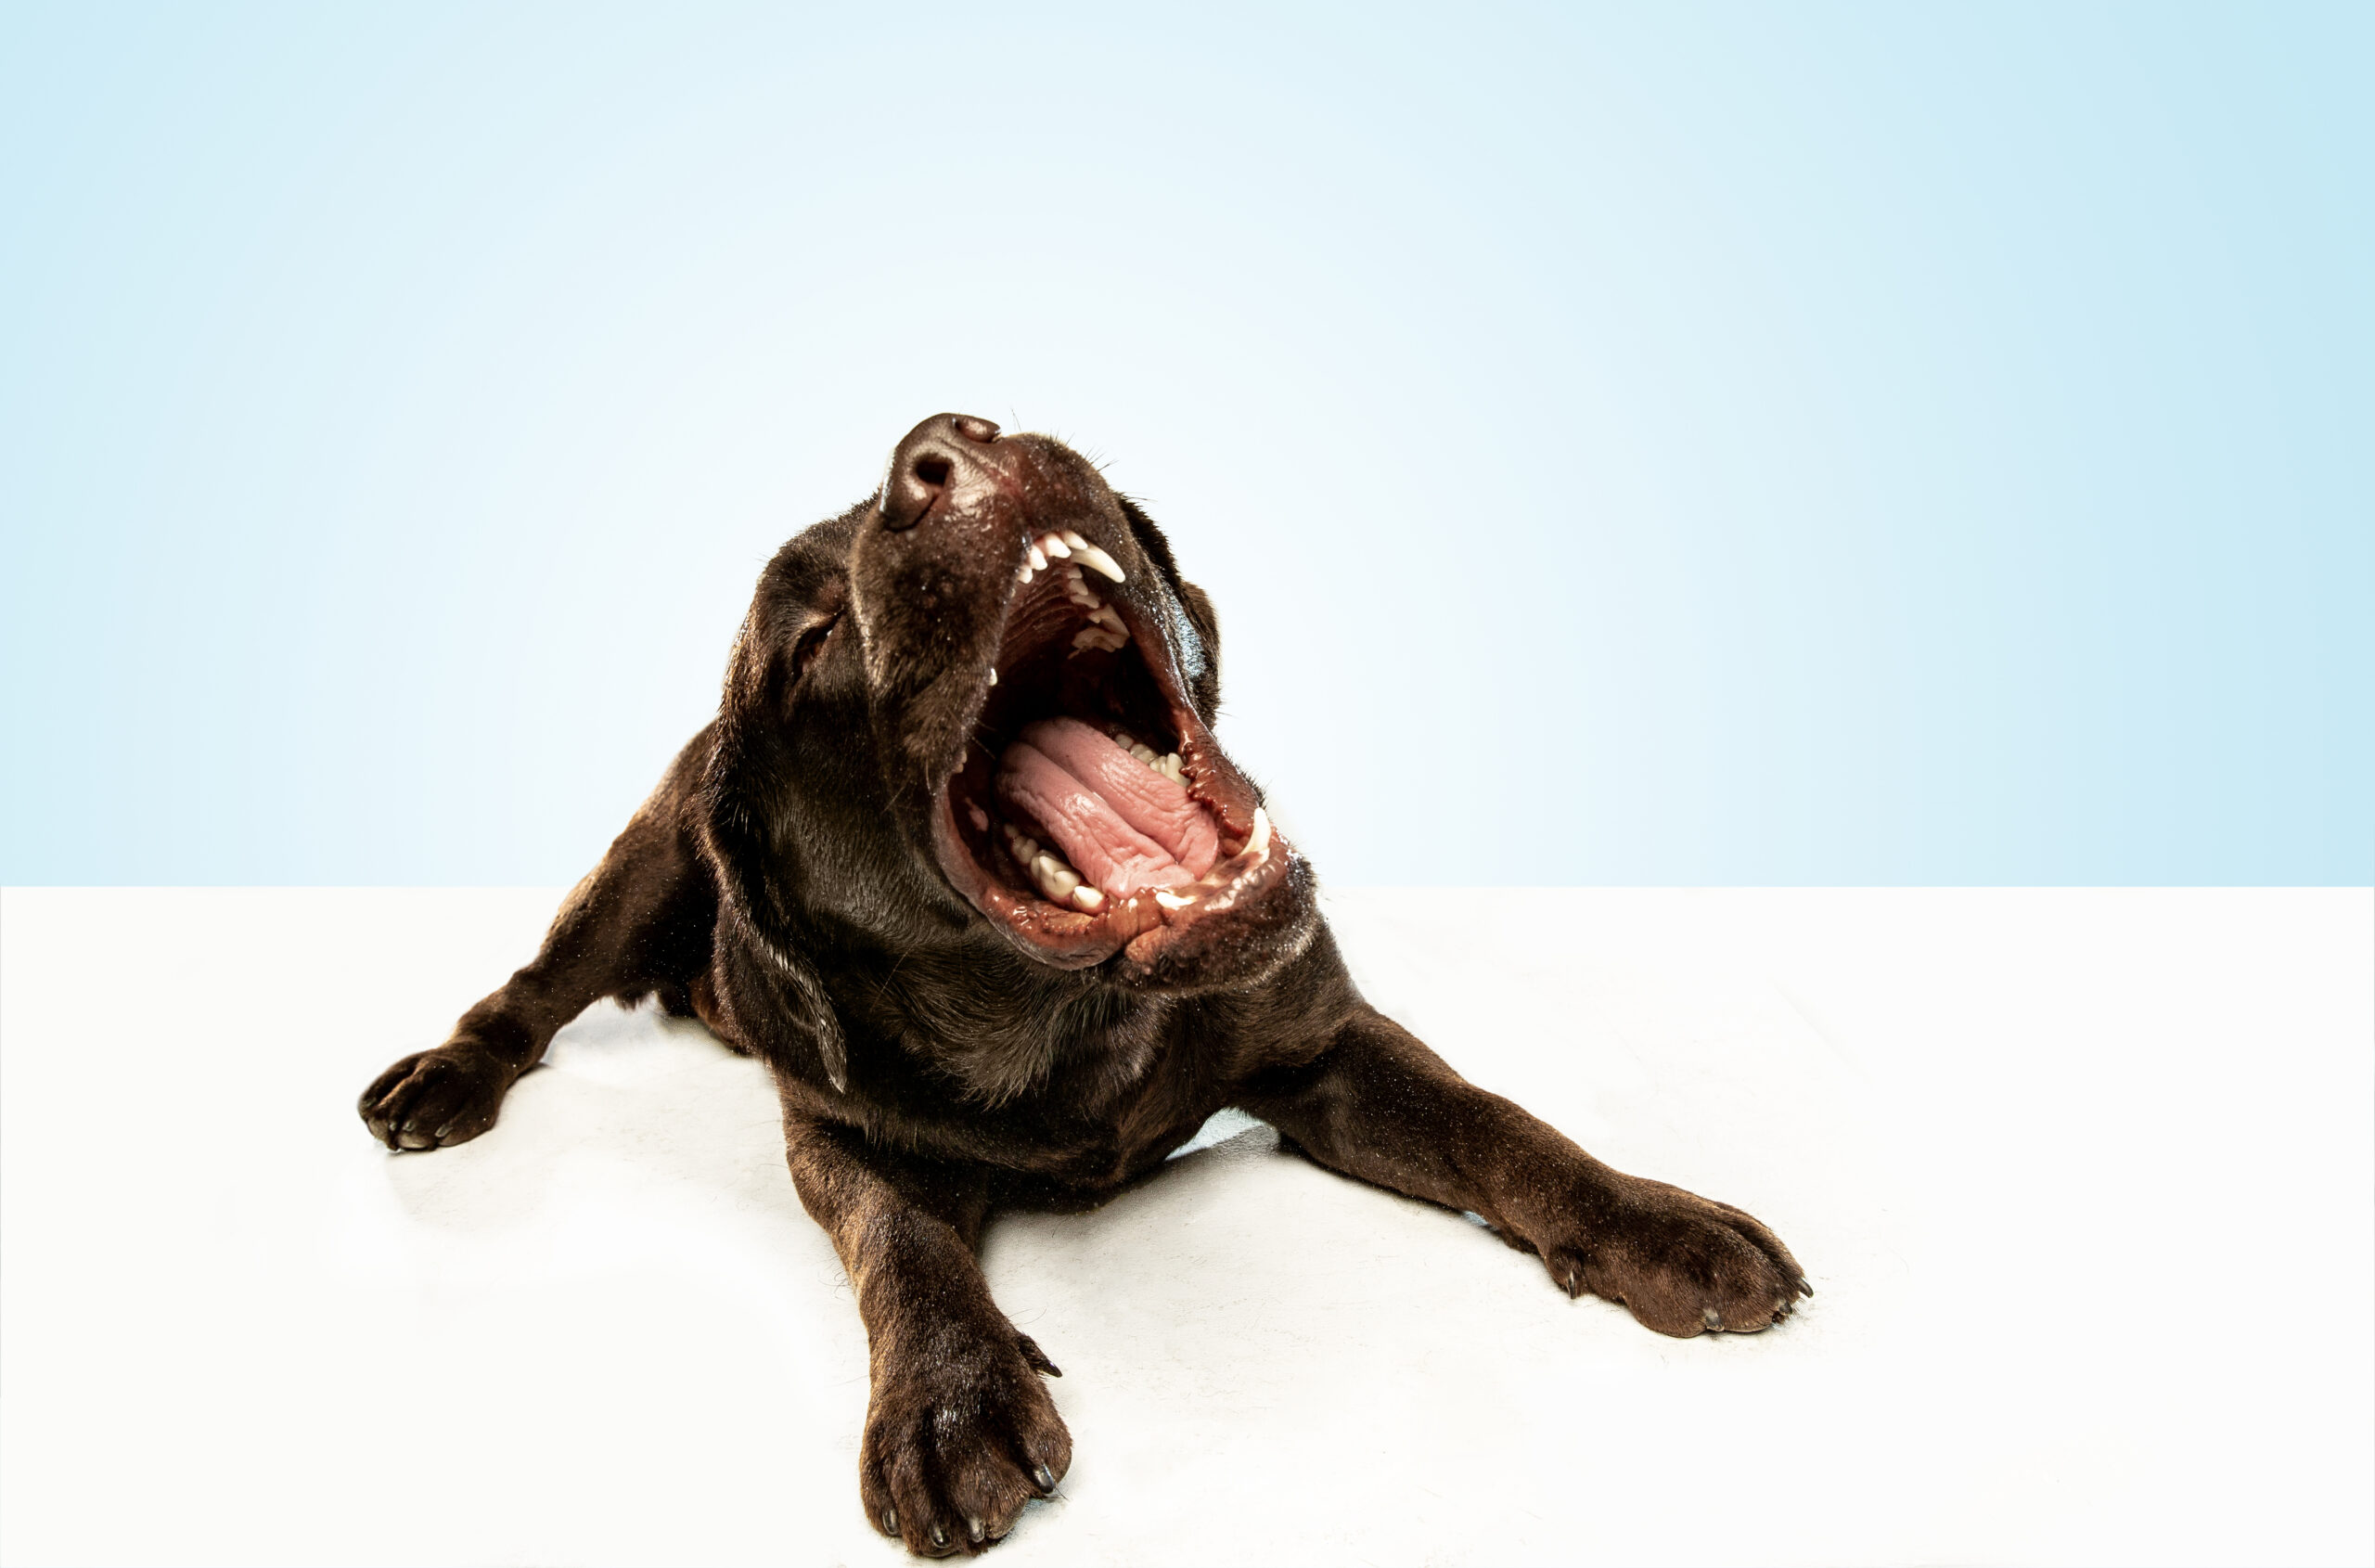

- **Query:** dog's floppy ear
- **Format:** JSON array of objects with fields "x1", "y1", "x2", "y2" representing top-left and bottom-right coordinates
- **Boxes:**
[
  {"x1": 698, "y1": 559, "x2": 854, "y2": 1091},
  {"x1": 1175, "y1": 579, "x2": 1221, "y2": 717},
  {"x1": 1116, "y1": 496, "x2": 1222, "y2": 720}
]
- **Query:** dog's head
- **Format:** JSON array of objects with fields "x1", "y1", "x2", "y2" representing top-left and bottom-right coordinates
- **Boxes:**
[{"x1": 705, "y1": 415, "x2": 1316, "y2": 997}]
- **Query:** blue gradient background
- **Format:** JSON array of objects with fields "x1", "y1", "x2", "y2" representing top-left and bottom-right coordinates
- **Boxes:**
[{"x1": 3, "y1": 3, "x2": 2367, "y2": 885}]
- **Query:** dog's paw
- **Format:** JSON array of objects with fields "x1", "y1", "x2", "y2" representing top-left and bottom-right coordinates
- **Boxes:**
[
  {"x1": 861, "y1": 1328, "x2": 1072, "y2": 1557},
  {"x1": 1541, "y1": 1176, "x2": 1810, "y2": 1338},
  {"x1": 357, "y1": 1046, "x2": 515, "y2": 1151}
]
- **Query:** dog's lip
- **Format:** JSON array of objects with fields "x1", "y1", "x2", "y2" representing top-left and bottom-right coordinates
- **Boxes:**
[{"x1": 927, "y1": 552, "x2": 1295, "y2": 972}]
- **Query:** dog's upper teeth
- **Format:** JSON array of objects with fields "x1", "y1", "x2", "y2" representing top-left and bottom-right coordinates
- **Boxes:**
[
  {"x1": 1244, "y1": 805, "x2": 1271, "y2": 860},
  {"x1": 1026, "y1": 542, "x2": 1047, "y2": 572},
  {"x1": 1039, "y1": 532, "x2": 1072, "y2": 559},
  {"x1": 1127, "y1": 741, "x2": 1158, "y2": 765},
  {"x1": 1063, "y1": 566, "x2": 1100, "y2": 609},
  {"x1": 1088, "y1": 605, "x2": 1126, "y2": 634},
  {"x1": 987, "y1": 668, "x2": 997, "y2": 686},
  {"x1": 1017, "y1": 562, "x2": 1036, "y2": 585},
  {"x1": 1072, "y1": 543, "x2": 1126, "y2": 584}
]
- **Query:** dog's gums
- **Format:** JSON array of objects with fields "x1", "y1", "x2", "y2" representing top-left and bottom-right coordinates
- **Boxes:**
[{"x1": 358, "y1": 413, "x2": 1807, "y2": 1560}]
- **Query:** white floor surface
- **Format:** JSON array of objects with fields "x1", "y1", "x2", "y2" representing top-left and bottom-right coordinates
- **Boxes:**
[{"x1": 2, "y1": 887, "x2": 2369, "y2": 1566}]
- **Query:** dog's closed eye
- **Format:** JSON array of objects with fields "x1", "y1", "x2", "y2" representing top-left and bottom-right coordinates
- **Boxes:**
[{"x1": 790, "y1": 615, "x2": 840, "y2": 682}]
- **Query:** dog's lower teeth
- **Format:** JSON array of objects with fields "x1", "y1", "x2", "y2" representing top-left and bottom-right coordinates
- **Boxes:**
[
  {"x1": 1031, "y1": 853, "x2": 1082, "y2": 902},
  {"x1": 1153, "y1": 890, "x2": 1194, "y2": 911},
  {"x1": 1071, "y1": 885, "x2": 1105, "y2": 912},
  {"x1": 1101, "y1": 729, "x2": 1186, "y2": 782}
]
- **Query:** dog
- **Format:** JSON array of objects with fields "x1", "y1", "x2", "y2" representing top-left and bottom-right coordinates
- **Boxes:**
[{"x1": 358, "y1": 414, "x2": 1808, "y2": 1556}]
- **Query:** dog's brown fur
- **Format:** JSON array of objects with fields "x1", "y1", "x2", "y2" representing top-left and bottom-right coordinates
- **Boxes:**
[{"x1": 360, "y1": 416, "x2": 1807, "y2": 1557}]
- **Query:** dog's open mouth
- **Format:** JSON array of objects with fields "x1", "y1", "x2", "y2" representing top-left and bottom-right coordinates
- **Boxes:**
[{"x1": 931, "y1": 528, "x2": 1290, "y2": 971}]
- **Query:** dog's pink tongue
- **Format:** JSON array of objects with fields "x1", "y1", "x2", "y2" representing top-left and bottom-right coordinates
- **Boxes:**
[
  {"x1": 1017, "y1": 720, "x2": 1220, "y2": 874},
  {"x1": 995, "y1": 718, "x2": 1218, "y2": 898}
]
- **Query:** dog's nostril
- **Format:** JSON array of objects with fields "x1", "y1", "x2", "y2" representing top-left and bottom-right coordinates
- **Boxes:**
[{"x1": 881, "y1": 414, "x2": 994, "y2": 531}]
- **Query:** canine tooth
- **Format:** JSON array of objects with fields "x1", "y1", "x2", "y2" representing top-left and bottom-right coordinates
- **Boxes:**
[
  {"x1": 1040, "y1": 533, "x2": 1072, "y2": 559},
  {"x1": 1245, "y1": 805, "x2": 1271, "y2": 859},
  {"x1": 1072, "y1": 543, "x2": 1126, "y2": 583},
  {"x1": 987, "y1": 668, "x2": 997, "y2": 686},
  {"x1": 1088, "y1": 605, "x2": 1126, "y2": 634},
  {"x1": 1153, "y1": 890, "x2": 1195, "y2": 911},
  {"x1": 1071, "y1": 885, "x2": 1105, "y2": 912},
  {"x1": 1027, "y1": 542, "x2": 1047, "y2": 572}
]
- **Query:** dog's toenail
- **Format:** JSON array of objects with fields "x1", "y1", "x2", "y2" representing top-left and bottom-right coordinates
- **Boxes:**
[
  {"x1": 1702, "y1": 1306, "x2": 1723, "y2": 1330},
  {"x1": 1033, "y1": 1462, "x2": 1058, "y2": 1494},
  {"x1": 881, "y1": 1509, "x2": 897, "y2": 1535},
  {"x1": 930, "y1": 1523, "x2": 948, "y2": 1548},
  {"x1": 968, "y1": 1516, "x2": 985, "y2": 1542}
]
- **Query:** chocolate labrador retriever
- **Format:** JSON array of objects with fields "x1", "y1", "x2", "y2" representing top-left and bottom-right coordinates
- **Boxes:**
[{"x1": 358, "y1": 414, "x2": 1807, "y2": 1556}]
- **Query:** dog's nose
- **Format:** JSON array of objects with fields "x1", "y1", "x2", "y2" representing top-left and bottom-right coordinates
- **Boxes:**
[{"x1": 879, "y1": 413, "x2": 1002, "y2": 532}]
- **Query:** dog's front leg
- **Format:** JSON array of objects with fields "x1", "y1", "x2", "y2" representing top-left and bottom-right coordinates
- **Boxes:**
[
  {"x1": 780, "y1": 1100, "x2": 1069, "y2": 1557},
  {"x1": 1239, "y1": 1008, "x2": 1810, "y2": 1337},
  {"x1": 359, "y1": 790, "x2": 713, "y2": 1151}
]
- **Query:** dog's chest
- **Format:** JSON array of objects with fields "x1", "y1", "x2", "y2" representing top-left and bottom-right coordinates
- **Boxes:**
[{"x1": 892, "y1": 1017, "x2": 1212, "y2": 1184}]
